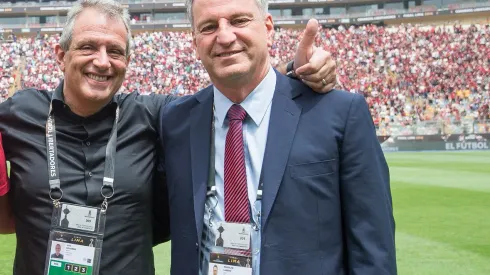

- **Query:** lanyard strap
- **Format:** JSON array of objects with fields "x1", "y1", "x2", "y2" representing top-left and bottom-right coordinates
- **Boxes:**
[
  {"x1": 45, "y1": 100, "x2": 119, "y2": 212},
  {"x1": 207, "y1": 106, "x2": 264, "y2": 201}
]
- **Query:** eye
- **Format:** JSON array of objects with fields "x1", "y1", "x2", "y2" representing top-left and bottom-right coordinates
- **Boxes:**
[
  {"x1": 109, "y1": 49, "x2": 124, "y2": 56},
  {"x1": 200, "y1": 24, "x2": 217, "y2": 34},
  {"x1": 231, "y1": 17, "x2": 251, "y2": 26},
  {"x1": 78, "y1": 45, "x2": 96, "y2": 54}
]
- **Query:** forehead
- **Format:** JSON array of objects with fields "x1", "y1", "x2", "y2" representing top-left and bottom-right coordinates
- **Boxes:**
[
  {"x1": 193, "y1": 0, "x2": 260, "y2": 21},
  {"x1": 72, "y1": 8, "x2": 127, "y2": 46}
]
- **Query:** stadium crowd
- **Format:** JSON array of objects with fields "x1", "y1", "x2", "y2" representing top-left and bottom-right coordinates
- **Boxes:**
[{"x1": 0, "y1": 24, "x2": 489, "y2": 133}]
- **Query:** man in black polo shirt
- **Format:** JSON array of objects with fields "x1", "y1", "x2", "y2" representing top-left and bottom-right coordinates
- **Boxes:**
[{"x1": 0, "y1": 0, "x2": 336, "y2": 274}]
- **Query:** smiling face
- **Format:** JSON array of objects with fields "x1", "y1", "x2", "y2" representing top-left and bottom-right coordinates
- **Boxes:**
[
  {"x1": 55, "y1": 8, "x2": 130, "y2": 110},
  {"x1": 191, "y1": 0, "x2": 273, "y2": 87}
]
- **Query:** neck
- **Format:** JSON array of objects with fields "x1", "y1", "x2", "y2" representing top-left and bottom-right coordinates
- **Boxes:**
[
  {"x1": 63, "y1": 92, "x2": 111, "y2": 118},
  {"x1": 213, "y1": 64, "x2": 270, "y2": 104},
  {"x1": 216, "y1": 86, "x2": 253, "y2": 104}
]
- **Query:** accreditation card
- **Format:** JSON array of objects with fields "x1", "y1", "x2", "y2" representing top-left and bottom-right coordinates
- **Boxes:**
[
  {"x1": 208, "y1": 253, "x2": 252, "y2": 275},
  {"x1": 47, "y1": 231, "x2": 96, "y2": 275}
]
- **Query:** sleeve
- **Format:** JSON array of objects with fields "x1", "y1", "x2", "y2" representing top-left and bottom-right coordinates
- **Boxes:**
[
  {"x1": 339, "y1": 94, "x2": 397, "y2": 275},
  {"x1": 152, "y1": 94, "x2": 179, "y2": 119},
  {"x1": 0, "y1": 95, "x2": 14, "y2": 133},
  {"x1": 151, "y1": 140, "x2": 171, "y2": 246},
  {"x1": 0, "y1": 133, "x2": 8, "y2": 196},
  {"x1": 149, "y1": 94, "x2": 176, "y2": 246}
]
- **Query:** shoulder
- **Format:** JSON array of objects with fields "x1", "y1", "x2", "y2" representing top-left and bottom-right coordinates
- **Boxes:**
[
  {"x1": 116, "y1": 92, "x2": 178, "y2": 110},
  {"x1": 115, "y1": 92, "x2": 180, "y2": 120},
  {"x1": 278, "y1": 75, "x2": 368, "y2": 129},
  {"x1": 8, "y1": 88, "x2": 51, "y2": 107},
  {"x1": 158, "y1": 86, "x2": 213, "y2": 135},
  {"x1": 278, "y1": 74, "x2": 362, "y2": 109},
  {"x1": 161, "y1": 85, "x2": 213, "y2": 118},
  {"x1": 0, "y1": 88, "x2": 51, "y2": 120}
]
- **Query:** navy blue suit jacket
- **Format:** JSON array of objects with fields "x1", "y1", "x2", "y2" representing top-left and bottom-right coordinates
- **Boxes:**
[{"x1": 159, "y1": 70, "x2": 397, "y2": 275}]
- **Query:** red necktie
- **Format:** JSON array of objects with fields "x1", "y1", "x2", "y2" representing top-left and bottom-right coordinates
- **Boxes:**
[{"x1": 224, "y1": 104, "x2": 250, "y2": 223}]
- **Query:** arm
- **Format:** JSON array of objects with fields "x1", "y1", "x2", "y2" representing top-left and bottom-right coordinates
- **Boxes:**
[
  {"x1": 151, "y1": 154, "x2": 171, "y2": 246},
  {"x1": 340, "y1": 94, "x2": 397, "y2": 274},
  {"x1": 0, "y1": 196, "x2": 14, "y2": 234},
  {"x1": 150, "y1": 94, "x2": 173, "y2": 246},
  {"x1": 0, "y1": 133, "x2": 14, "y2": 234}
]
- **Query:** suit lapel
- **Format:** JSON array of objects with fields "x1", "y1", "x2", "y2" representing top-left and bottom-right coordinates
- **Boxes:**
[
  {"x1": 190, "y1": 87, "x2": 214, "y2": 243},
  {"x1": 261, "y1": 72, "x2": 302, "y2": 230}
]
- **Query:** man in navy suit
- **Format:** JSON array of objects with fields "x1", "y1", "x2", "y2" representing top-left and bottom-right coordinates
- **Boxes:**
[{"x1": 159, "y1": 0, "x2": 397, "y2": 274}]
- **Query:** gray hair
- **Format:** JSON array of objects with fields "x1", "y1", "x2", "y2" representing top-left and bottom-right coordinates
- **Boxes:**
[
  {"x1": 186, "y1": 0, "x2": 269, "y2": 30},
  {"x1": 59, "y1": 0, "x2": 132, "y2": 57}
]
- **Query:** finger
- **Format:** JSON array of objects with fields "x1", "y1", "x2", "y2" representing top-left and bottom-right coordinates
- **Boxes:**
[
  {"x1": 297, "y1": 57, "x2": 335, "y2": 83},
  {"x1": 295, "y1": 19, "x2": 319, "y2": 61},
  {"x1": 323, "y1": 84, "x2": 335, "y2": 93},
  {"x1": 298, "y1": 61, "x2": 332, "y2": 82},
  {"x1": 328, "y1": 73, "x2": 338, "y2": 88},
  {"x1": 320, "y1": 74, "x2": 337, "y2": 89},
  {"x1": 295, "y1": 49, "x2": 331, "y2": 76},
  {"x1": 301, "y1": 75, "x2": 336, "y2": 93},
  {"x1": 294, "y1": 61, "x2": 316, "y2": 76},
  {"x1": 300, "y1": 63, "x2": 336, "y2": 84},
  {"x1": 301, "y1": 79, "x2": 324, "y2": 92}
]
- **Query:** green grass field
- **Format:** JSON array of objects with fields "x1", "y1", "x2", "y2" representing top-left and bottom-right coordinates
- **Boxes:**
[{"x1": 1, "y1": 151, "x2": 489, "y2": 274}]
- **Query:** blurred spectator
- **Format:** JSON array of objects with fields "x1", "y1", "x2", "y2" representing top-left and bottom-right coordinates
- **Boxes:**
[{"x1": 0, "y1": 24, "x2": 489, "y2": 133}]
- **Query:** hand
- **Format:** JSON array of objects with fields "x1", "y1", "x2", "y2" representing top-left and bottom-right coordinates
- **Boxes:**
[{"x1": 293, "y1": 19, "x2": 337, "y2": 93}]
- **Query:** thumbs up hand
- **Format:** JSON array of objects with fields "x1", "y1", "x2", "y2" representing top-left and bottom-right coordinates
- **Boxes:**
[{"x1": 292, "y1": 19, "x2": 336, "y2": 93}]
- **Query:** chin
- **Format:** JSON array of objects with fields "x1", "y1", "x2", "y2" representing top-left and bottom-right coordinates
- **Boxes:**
[
  {"x1": 82, "y1": 90, "x2": 113, "y2": 102},
  {"x1": 216, "y1": 68, "x2": 249, "y2": 82}
]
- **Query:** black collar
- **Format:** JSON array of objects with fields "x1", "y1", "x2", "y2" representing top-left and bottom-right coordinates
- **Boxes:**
[{"x1": 51, "y1": 80, "x2": 118, "y2": 123}]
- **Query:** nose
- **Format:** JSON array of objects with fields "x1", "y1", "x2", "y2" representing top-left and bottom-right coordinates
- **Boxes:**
[
  {"x1": 93, "y1": 47, "x2": 111, "y2": 70},
  {"x1": 216, "y1": 19, "x2": 237, "y2": 46}
]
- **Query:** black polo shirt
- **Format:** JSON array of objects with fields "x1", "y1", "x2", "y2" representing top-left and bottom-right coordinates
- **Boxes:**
[{"x1": 0, "y1": 82, "x2": 175, "y2": 275}]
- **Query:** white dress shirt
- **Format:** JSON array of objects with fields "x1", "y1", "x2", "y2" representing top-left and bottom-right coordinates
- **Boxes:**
[{"x1": 200, "y1": 66, "x2": 276, "y2": 275}]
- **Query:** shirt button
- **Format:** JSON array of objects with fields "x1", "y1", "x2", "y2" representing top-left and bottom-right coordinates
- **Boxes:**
[
  {"x1": 86, "y1": 141, "x2": 91, "y2": 146},
  {"x1": 88, "y1": 172, "x2": 93, "y2": 177}
]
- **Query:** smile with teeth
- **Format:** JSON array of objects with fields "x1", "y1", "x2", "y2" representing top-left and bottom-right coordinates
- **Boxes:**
[{"x1": 87, "y1": 73, "x2": 109, "y2": 82}]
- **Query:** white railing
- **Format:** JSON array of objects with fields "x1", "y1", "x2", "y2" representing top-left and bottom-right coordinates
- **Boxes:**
[{"x1": 377, "y1": 120, "x2": 490, "y2": 136}]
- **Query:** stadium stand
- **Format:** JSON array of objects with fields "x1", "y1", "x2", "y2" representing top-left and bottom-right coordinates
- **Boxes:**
[{"x1": 0, "y1": 24, "x2": 489, "y2": 134}]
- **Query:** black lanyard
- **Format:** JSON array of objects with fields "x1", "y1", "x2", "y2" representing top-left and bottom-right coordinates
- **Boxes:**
[
  {"x1": 46, "y1": 100, "x2": 119, "y2": 212},
  {"x1": 206, "y1": 106, "x2": 264, "y2": 201}
]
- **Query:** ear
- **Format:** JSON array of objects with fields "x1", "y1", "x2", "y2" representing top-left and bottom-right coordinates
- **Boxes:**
[
  {"x1": 54, "y1": 44, "x2": 66, "y2": 72},
  {"x1": 126, "y1": 54, "x2": 131, "y2": 66},
  {"x1": 265, "y1": 13, "x2": 274, "y2": 47},
  {"x1": 192, "y1": 32, "x2": 201, "y2": 60}
]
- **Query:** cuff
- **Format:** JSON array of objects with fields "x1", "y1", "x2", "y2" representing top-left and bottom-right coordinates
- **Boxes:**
[{"x1": 285, "y1": 60, "x2": 298, "y2": 79}]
